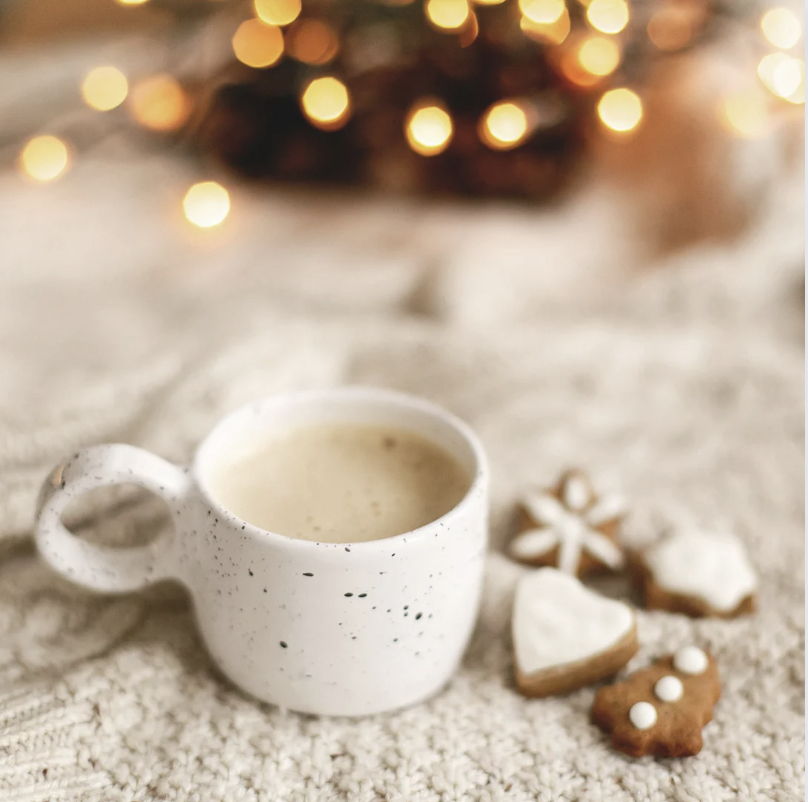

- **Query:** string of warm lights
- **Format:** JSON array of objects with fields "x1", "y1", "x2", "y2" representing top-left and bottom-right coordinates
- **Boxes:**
[{"x1": 14, "y1": 0, "x2": 804, "y2": 230}]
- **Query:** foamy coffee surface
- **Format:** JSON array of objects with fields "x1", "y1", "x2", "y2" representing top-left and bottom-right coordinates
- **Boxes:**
[{"x1": 209, "y1": 423, "x2": 470, "y2": 542}]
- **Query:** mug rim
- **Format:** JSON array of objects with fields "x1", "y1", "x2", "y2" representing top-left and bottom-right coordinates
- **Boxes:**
[{"x1": 192, "y1": 386, "x2": 488, "y2": 552}]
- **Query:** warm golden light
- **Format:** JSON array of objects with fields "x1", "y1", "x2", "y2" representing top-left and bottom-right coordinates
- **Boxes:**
[
  {"x1": 480, "y1": 101, "x2": 531, "y2": 149},
  {"x1": 81, "y1": 66, "x2": 128, "y2": 111},
  {"x1": 586, "y1": 0, "x2": 629, "y2": 34},
  {"x1": 597, "y1": 87, "x2": 643, "y2": 132},
  {"x1": 19, "y1": 135, "x2": 70, "y2": 183},
  {"x1": 520, "y1": 9, "x2": 570, "y2": 45},
  {"x1": 129, "y1": 75, "x2": 191, "y2": 132},
  {"x1": 473, "y1": 0, "x2": 506, "y2": 5},
  {"x1": 760, "y1": 7, "x2": 802, "y2": 49},
  {"x1": 425, "y1": 0, "x2": 470, "y2": 31},
  {"x1": 300, "y1": 76, "x2": 351, "y2": 129},
  {"x1": 182, "y1": 181, "x2": 231, "y2": 228},
  {"x1": 647, "y1": 5, "x2": 698, "y2": 51},
  {"x1": 405, "y1": 103, "x2": 454, "y2": 156},
  {"x1": 254, "y1": 0, "x2": 301, "y2": 26},
  {"x1": 577, "y1": 35, "x2": 620, "y2": 75},
  {"x1": 288, "y1": 19, "x2": 339, "y2": 64},
  {"x1": 758, "y1": 52, "x2": 805, "y2": 101},
  {"x1": 519, "y1": 0, "x2": 565, "y2": 25},
  {"x1": 232, "y1": 19, "x2": 284, "y2": 68},
  {"x1": 719, "y1": 91, "x2": 770, "y2": 138},
  {"x1": 558, "y1": 46, "x2": 600, "y2": 86},
  {"x1": 115, "y1": 0, "x2": 149, "y2": 5}
]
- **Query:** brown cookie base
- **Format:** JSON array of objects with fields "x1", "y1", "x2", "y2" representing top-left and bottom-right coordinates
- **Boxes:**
[
  {"x1": 630, "y1": 555, "x2": 756, "y2": 618},
  {"x1": 515, "y1": 622, "x2": 638, "y2": 697},
  {"x1": 591, "y1": 653, "x2": 721, "y2": 758}
]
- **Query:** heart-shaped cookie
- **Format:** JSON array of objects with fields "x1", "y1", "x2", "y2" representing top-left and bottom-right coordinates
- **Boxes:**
[{"x1": 512, "y1": 568, "x2": 638, "y2": 697}]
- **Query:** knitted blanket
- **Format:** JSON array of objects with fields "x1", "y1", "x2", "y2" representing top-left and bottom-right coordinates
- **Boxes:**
[{"x1": 0, "y1": 157, "x2": 803, "y2": 801}]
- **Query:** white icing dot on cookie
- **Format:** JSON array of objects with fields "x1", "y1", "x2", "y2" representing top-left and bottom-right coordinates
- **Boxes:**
[
  {"x1": 654, "y1": 675, "x2": 684, "y2": 702},
  {"x1": 673, "y1": 646, "x2": 708, "y2": 675},
  {"x1": 629, "y1": 701, "x2": 657, "y2": 730}
]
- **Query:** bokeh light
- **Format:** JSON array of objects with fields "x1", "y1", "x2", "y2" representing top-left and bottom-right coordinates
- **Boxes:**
[
  {"x1": 719, "y1": 91, "x2": 770, "y2": 138},
  {"x1": 232, "y1": 19, "x2": 284, "y2": 68},
  {"x1": 405, "y1": 102, "x2": 454, "y2": 156},
  {"x1": 520, "y1": 9, "x2": 570, "y2": 45},
  {"x1": 287, "y1": 19, "x2": 339, "y2": 64},
  {"x1": 760, "y1": 7, "x2": 802, "y2": 50},
  {"x1": 81, "y1": 66, "x2": 129, "y2": 111},
  {"x1": 646, "y1": 4, "x2": 699, "y2": 51},
  {"x1": 300, "y1": 76, "x2": 351, "y2": 129},
  {"x1": 479, "y1": 101, "x2": 531, "y2": 149},
  {"x1": 19, "y1": 135, "x2": 70, "y2": 183},
  {"x1": 758, "y1": 52, "x2": 805, "y2": 102},
  {"x1": 577, "y1": 35, "x2": 621, "y2": 76},
  {"x1": 519, "y1": 0, "x2": 566, "y2": 25},
  {"x1": 129, "y1": 74, "x2": 191, "y2": 131},
  {"x1": 597, "y1": 87, "x2": 643, "y2": 132},
  {"x1": 115, "y1": 0, "x2": 149, "y2": 5},
  {"x1": 254, "y1": 0, "x2": 301, "y2": 26},
  {"x1": 586, "y1": 0, "x2": 629, "y2": 34},
  {"x1": 425, "y1": 0, "x2": 470, "y2": 31},
  {"x1": 182, "y1": 181, "x2": 231, "y2": 228}
]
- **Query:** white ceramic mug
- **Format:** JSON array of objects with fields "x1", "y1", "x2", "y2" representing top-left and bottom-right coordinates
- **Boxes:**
[{"x1": 34, "y1": 387, "x2": 489, "y2": 716}]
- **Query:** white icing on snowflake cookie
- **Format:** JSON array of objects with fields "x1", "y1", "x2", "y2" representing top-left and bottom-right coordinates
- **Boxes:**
[
  {"x1": 641, "y1": 530, "x2": 757, "y2": 616},
  {"x1": 509, "y1": 469, "x2": 627, "y2": 576},
  {"x1": 512, "y1": 568, "x2": 637, "y2": 697}
]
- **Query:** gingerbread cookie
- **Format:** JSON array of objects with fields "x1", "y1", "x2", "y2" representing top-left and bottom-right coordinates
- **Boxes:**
[
  {"x1": 512, "y1": 568, "x2": 638, "y2": 697},
  {"x1": 634, "y1": 530, "x2": 757, "y2": 617},
  {"x1": 591, "y1": 646, "x2": 721, "y2": 758},
  {"x1": 509, "y1": 469, "x2": 626, "y2": 577}
]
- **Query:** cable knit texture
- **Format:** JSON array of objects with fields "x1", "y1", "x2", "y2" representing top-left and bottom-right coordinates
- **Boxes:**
[{"x1": 0, "y1": 157, "x2": 803, "y2": 801}]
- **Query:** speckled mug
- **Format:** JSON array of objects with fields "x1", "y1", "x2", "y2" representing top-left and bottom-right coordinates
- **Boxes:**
[{"x1": 34, "y1": 387, "x2": 489, "y2": 716}]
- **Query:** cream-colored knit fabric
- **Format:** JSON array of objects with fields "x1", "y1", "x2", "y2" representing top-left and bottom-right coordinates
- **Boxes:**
[{"x1": 0, "y1": 154, "x2": 803, "y2": 801}]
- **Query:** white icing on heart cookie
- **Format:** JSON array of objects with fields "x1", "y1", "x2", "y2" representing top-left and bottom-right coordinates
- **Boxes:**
[
  {"x1": 644, "y1": 531, "x2": 757, "y2": 612},
  {"x1": 629, "y1": 701, "x2": 657, "y2": 730},
  {"x1": 673, "y1": 646, "x2": 708, "y2": 675},
  {"x1": 654, "y1": 675, "x2": 684, "y2": 702},
  {"x1": 512, "y1": 568, "x2": 635, "y2": 675},
  {"x1": 510, "y1": 471, "x2": 626, "y2": 575}
]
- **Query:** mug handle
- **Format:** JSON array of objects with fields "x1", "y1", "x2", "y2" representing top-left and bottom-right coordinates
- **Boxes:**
[{"x1": 34, "y1": 444, "x2": 191, "y2": 593}]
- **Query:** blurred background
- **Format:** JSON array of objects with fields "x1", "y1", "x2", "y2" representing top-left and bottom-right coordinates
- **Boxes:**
[{"x1": 0, "y1": 0, "x2": 803, "y2": 541}]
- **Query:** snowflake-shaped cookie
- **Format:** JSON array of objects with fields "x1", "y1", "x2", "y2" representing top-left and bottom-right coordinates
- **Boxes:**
[{"x1": 508, "y1": 469, "x2": 626, "y2": 577}]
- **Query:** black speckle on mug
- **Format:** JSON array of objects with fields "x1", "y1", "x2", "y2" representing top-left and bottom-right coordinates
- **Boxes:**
[
  {"x1": 263, "y1": 588, "x2": 268, "y2": 593},
  {"x1": 358, "y1": 593, "x2": 367, "y2": 598},
  {"x1": 344, "y1": 592, "x2": 353, "y2": 597},
  {"x1": 248, "y1": 569, "x2": 254, "y2": 577},
  {"x1": 344, "y1": 546, "x2": 351, "y2": 553},
  {"x1": 415, "y1": 613, "x2": 423, "y2": 620},
  {"x1": 280, "y1": 641, "x2": 288, "y2": 648},
  {"x1": 302, "y1": 572, "x2": 314, "y2": 577}
]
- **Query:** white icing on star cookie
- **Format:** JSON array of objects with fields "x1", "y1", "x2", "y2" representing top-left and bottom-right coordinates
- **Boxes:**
[
  {"x1": 512, "y1": 568, "x2": 635, "y2": 675},
  {"x1": 509, "y1": 471, "x2": 626, "y2": 575},
  {"x1": 645, "y1": 531, "x2": 757, "y2": 612},
  {"x1": 629, "y1": 701, "x2": 657, "y2": 730},
  {"x1": 673, "y1": 646, "x2": 708, "y2": 675},
  {"x1": 654, "y1": 675, "x2": 684, "y2": 702}
]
